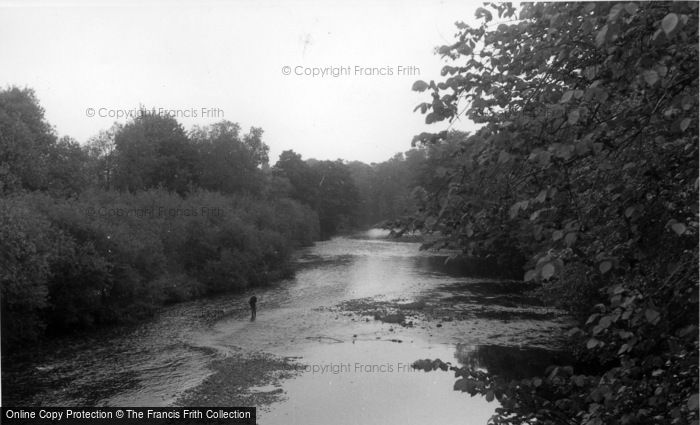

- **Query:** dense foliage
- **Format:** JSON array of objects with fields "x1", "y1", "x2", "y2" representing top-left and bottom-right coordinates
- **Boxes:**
[
  {"x1": 408, "y1": 2, "x2": 698, "y2": 424},
  {"x1": 0, "y1": 88, "x2": 88, "y2": 196},
  {"x1": 0, "y1": 88, "x2": 320, "y2": 346},
  {"x1": 346, "y1": 150, "x2": 426, "y2": 227},
  {"x1": 273, "y1": 151, "x2": 361, "y2": 238},
  {"x1": 2, "y1": 191, "x2": 318, "y2": 337}
]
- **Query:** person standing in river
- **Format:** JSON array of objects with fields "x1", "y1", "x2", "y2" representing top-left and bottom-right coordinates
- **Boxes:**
[{"x1": 249, "y1": 295, "x2": 257, "y2": 321}]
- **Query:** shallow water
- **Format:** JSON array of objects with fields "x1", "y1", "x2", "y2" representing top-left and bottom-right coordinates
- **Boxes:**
[{"x1": 3, "y1": 231, "x2": 568, "y2": 424}]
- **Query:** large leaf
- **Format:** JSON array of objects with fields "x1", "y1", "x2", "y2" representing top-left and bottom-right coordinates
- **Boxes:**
[
  {"x1": 560, "y1": 90, "x2": 574, "y2": 103},
  {"x1": 568, "y1": 109, "x2": 581, "y2": 125},
  {"x1": 643, "y1": 70, "x2": 659, "y2": 86},
  {"x1": 412, "y1": 80, "x2": 430, "y2": 92},
  {"x1": 595, "y1": 24, "x2": 608, "y2": 46},
  {"x1": 671, "y1": 222, "x2": 687, "y2": 235},
  {"x1": 661, "y1": 13, "x2": 679, "y2": 36},
  {"x1": 645, "y1": 308, "x2": 660, "y2": 324},
  {"x1": 541, "y1": 262, "x2": 556, "y2": 279}
]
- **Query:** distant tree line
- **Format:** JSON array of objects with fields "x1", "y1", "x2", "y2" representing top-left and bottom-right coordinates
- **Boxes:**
[
  {"x1": 271, "y1": 150, "x2": 360, "y2": 238},
  {"x1": 346, "y1": 150, "x2": 426, "y2": 228}
]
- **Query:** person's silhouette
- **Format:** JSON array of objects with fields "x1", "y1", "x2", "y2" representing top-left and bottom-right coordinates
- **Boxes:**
[{"x1": 249, "y1": 296, "x2": 257, "y2": 321}]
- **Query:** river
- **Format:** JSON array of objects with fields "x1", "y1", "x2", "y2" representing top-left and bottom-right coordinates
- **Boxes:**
[{"x1": 2, "y1": 230, "x2": 570, "y2": 424}]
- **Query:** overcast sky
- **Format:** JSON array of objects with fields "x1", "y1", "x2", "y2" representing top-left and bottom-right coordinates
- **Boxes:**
[{"x1": 0, "y1": 0, "x2": 481, "y2": 164}]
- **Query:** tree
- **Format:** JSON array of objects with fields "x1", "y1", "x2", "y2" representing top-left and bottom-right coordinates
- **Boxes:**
[
  {"x1": 46, "y1": 136, "x2": 90, "y2": 196},
  {"x1": 0, "y1": 91, "x2": 323, "y2": 345},
  {"x1": 0, "y1": 199, "x2": 52, "y2": 345},
  {"x1": 371, "y1": 153, "x2": 418, "y2": 224},
  {"x1": 190, "y1": 121, "x2": 269, "y2": 194},
  {"x1": 273, "y1": 150, "x2": 319, "y2": 207},
  {"x1": 113, "y1": 113, "x2": 197, "y2": 194},
  {"x1": 273, "y1": 152, "x2": 360, "y2": 238},
  {"x1": 346, "y1": 149, "x2": 428, "y2": 228},
  {"x1": 0, "y1": 87, "x2": 90, "y2": 197},
  {"x1": 410, "y1": 2, "x2": 698, "y2": 424},
  {"x1": 85, "y1": 124, "x2": 121, "y2": 190},
  {"x1": 309, "y1": 159, "x2": 361, "y2": 238},
  {"x1": 0, "y1": 87, "x2": 56, "y2": 193},
  {"x1": 345, "y1": 160, "x2": 375, "y2": 225},
  {"x1": 242, "y1": 126, "x2": 269, "y2": 167}
]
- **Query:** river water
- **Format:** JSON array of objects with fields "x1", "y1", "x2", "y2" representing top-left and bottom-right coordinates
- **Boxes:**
[{"x1": 2, "y1": 230, "x2": 569, "y2": 424}]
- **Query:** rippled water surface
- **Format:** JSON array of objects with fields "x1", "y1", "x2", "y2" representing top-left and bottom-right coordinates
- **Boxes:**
[{"x1": 3, "y1": 231, "x2": 568, "y2": 425}]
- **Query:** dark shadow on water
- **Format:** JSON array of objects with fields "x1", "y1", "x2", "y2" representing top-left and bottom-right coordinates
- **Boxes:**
[
  {"x1": 1, "y1": 357, "x2": 140, "y2": 406},
  {"x1": 439, "y1": 282, "x2": 544, "y2": 308},
  {"x1": 414, "y1": 255, "x2": 523, "y2": 279},
  {"x1": 437, "y1": 280, "x2": 547, "y2": 312},
  {"x1": 440, "y1": 280, "x2": 536, "y2": 295},
  {"x1": 66, "y1": 372, "x2": 140, "y2": 405},
  {"x1": 455, "y1": 344, "x2": 574, "y2": 381},
  {"x1": 295, "y1": 254, "x2": 355, "y2": 269}
]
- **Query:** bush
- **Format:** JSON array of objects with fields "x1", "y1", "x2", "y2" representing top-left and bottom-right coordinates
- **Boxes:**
[
  {"x1": 0, "y1": 198, "x2": 52, "y2": 345},
  {"x1": 0, "y1": 188, "x2": 320, "y2": 344}
]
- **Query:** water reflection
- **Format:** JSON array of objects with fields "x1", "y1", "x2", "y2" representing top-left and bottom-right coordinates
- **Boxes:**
[
  {"x1": 414, "y1": 255, "x2": 522, "y2": 279},
  {"x1": 455, "y1": 344, "x2": 572, "y2": 381},
  {"x1": 259, "y1": 340, "x2": 497, "y2": 425}
]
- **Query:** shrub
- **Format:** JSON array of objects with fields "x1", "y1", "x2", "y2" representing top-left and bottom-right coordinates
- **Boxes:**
[{"x1": 0, "y1": 188, "x2": 320, "y2": 344}]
